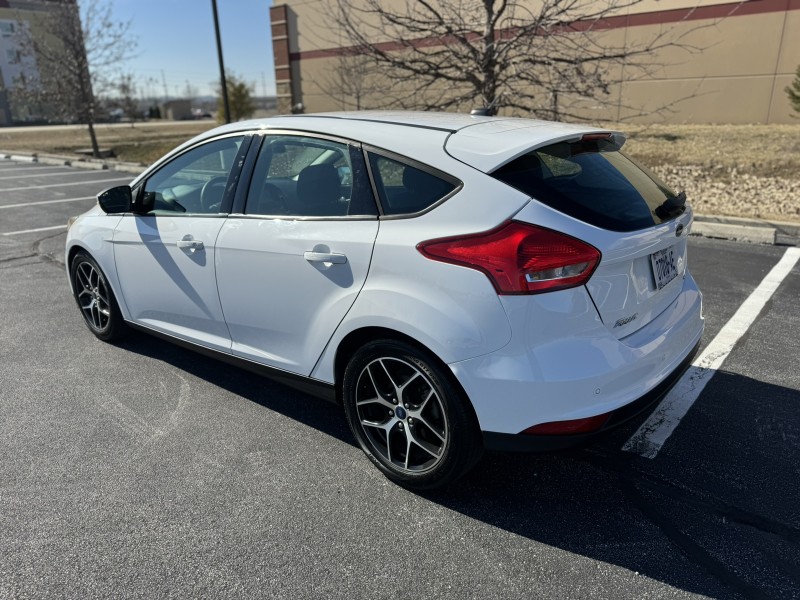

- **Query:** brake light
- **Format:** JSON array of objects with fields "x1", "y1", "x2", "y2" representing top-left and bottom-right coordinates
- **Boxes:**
[{"x1": 417, "y1": 221, "x2": 600, "y2": 295}]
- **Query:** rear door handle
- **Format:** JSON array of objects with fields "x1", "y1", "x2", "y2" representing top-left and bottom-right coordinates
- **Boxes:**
[
  {"x1": 177, "y1": 235, "x2": 204, "y2": 252},
  {"x1": 304, "y1": 251, "x2": 347, "y2": 264}
]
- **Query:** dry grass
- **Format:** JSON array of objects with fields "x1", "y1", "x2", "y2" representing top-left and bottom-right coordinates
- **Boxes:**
[
  {"x1": 619, "y1": 123, "x2": 800, "y2": 181},
  {"x1": 0, "y1": 121, "x2": 217, "y2": 164}
]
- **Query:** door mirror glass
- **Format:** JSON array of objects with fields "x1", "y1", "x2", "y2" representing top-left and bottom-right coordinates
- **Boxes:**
[{"x1": 97, "y1": 185, "x2": 132, "y2": 213}]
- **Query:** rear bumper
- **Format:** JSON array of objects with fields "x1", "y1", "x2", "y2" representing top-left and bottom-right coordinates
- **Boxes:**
[
  {"x1": 481, "y1": 338, "x2": 700, "y2": 452},
  {"x1": 449, "y1": 271, "x2": 704, "y2": 439}
]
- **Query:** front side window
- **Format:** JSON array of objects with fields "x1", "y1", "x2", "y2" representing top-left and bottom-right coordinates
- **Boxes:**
[
  {"x1": 140, "y1": 135, "x2": 245, "y2": 215},
  {"x1": 246, "y1": 135, "x2": 376, "y2": 217},
  {"x1": 367, "y1": 153, "x2": 457, "y2": 216}
]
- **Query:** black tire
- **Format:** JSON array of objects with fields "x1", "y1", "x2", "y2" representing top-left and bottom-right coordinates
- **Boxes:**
[
  {"x1": 69, "y1": 251, "x2": 128, "y2": 342},
  {"x1": 342, "y1": 339, "x2": 483, "y2": 490}
]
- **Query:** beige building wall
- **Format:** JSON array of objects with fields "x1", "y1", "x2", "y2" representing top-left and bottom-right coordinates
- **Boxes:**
[
  {"x1": 272, "y1": 0, "x2": 800, "y2": 124},
  {"x1": 0, "y1": 0, "x2": 78, "y2": 125}
]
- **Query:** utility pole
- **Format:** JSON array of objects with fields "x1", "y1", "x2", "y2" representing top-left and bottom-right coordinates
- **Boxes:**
[{"x1": 211, "y1": 0, "x2": 231, "y2": 123}]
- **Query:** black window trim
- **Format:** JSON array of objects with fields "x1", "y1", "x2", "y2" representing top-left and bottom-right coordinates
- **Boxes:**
[{"x1": 362, "y1": 144, "x2": 463, "y2": 220}]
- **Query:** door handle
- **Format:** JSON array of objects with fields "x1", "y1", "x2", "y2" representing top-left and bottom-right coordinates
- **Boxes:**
[
  {"x1": 304, "y1": 251, "x2": 347, "y2": 264},
  {"x1": 177, "y1": 235, "x2": 204, "y2": 253}
]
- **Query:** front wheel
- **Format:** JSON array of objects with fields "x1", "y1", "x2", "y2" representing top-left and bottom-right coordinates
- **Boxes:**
[
  {"x1": 69, "y1": 251, "x2": 127, "y2": 342},
  {"x1": 342, "y1": 339, "x2": 482, "y2": 489}
]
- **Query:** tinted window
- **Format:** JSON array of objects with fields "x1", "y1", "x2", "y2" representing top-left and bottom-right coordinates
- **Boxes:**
[
  {"x1": 492, "y1": 139, "x2": 681, "y2": 232},
  {"x1": 368, "y1": 153, "x2": 457, "y2": 216},
  {"x1": 246, "y1": 136, "x2": 377, "y2": 217},
  {"x1": 141, "y1": 136, "x2": 245, "y2": 215}
]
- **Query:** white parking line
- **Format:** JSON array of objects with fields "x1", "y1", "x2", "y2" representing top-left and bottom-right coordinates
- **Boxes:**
[
  {"x1": 0, "y1": 176, "x2": 130, "y2": 192},
  {"x1": 623, "y1": 246, "x2": 800, "y2": 459},
  {"x1": 3, "y1": 224, "x2": 68, "y2": 236},
  {"x1": 0, "y1": 196, "x2": 95, "y2": 210},
  {"x1": 0, "y1": 170, "x2": 107, "y2": 181}
]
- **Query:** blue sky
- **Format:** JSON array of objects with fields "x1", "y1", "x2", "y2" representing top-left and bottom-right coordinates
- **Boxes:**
[{"x1": 111, "y1": 0, "x2": 275, "y2": 99}]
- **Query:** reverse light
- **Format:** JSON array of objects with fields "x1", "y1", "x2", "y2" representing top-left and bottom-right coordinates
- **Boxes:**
[{"x1": 417, "y1": 221, "x2": 600, "y2": 295}]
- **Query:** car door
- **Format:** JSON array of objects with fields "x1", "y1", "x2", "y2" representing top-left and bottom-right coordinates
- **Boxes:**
[
  {"x1": 215, "y1": 133, "x2": 380, "y2": 375},
  {"x1": 113, "y1": 134, "x2": 249, "y2": 352}
]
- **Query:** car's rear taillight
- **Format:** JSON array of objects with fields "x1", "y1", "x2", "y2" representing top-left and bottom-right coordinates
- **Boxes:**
[{"x1": 417, "y1": 221, "x2": 600, "y2": 295}]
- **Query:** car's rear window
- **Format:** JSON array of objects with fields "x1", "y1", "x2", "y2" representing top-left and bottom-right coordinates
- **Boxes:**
[{"x1": 491, "y1": 138, "x2": 683, "y2": 232}]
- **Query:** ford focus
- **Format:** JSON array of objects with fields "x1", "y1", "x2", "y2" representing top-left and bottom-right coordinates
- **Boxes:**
[{"x1": 66, "y1": 112, "x2": 703, "y2": 489}]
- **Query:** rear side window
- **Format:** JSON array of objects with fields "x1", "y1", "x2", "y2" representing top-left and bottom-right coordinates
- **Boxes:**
[
  {"x1": 368, "y1": 153, "x2": 457, "y2": 216},
  {"x1": 492, "y1": 139, "x2": 682, "y2": 232},
  {"x1": 245, "y1": 135, "x2": 377, "y2": 217}
]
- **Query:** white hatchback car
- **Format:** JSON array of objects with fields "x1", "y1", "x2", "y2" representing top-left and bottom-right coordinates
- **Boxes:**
[{"x1": 66, "y1": 111, "x2": 703, "y2": 488}]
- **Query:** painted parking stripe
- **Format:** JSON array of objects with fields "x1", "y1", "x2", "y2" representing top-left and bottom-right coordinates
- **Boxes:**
[
  {"x1": 0, "y1": 176, "x2": 130, "y2": 192},
  {"x1": 3, "y1": 224, "x2": 68, "y2": 236},
  {"x1": 0, "y1": 170, "x2": 109, "y2": 181},
  {"x1": 623, "y1": 246, "x2": 800, "y2": 459},
  {"x1": 0, "y1": 196, "x2": 95, "y2": 210}
]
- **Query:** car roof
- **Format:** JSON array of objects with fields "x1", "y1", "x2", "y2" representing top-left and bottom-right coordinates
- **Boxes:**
[{"x1": 179, "y1": 111, "x2": 623, "y2": 174}]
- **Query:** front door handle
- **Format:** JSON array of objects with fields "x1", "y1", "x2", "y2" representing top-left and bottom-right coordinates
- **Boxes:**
[
  {"x1": 177, "y1": 235, "x2": 204, "y2": 253},
  {"x1": 304, "y1": 251, "x2": 347, "y2": 264}
]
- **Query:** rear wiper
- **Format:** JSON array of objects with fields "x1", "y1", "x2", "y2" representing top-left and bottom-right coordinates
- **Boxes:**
[{"x1": 655, "y1": 191, "x2": 686, "y2": 220}]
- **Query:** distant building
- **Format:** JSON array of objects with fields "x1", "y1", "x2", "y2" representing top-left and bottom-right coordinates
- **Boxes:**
[
  {"x1": 160, "y1": 99, "x2": 192, "y2": 121},
  {"x1": 270, "y1": 0, "x2": 799, "y2": 124},
  {"x1": 0, "y1": 0, "x2": 79, "y2": 125}
]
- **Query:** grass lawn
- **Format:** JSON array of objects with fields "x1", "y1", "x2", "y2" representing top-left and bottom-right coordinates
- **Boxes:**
[{"x1": 0, "y1": 121, "x2": 218, "y2": 165}]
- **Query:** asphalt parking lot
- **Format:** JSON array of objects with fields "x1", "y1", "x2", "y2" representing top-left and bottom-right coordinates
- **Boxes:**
[{"x1": 1, "y1": 160, "x2": 799, "y2": 599}]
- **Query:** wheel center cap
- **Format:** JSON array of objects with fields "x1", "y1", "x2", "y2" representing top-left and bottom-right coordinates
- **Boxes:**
[{"x1": 395, "y1": 406, "x2": 407, "y2": 420}]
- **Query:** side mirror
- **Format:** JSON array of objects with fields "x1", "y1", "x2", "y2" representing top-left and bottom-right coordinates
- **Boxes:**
[{"x1": 97, "y1": 185, "x2": 132, "y2": 214}]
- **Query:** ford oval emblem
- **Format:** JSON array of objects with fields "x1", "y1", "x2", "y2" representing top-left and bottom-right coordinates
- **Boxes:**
[{"x1": 675, "y1": 224, "x2": 684, "y2": 237}]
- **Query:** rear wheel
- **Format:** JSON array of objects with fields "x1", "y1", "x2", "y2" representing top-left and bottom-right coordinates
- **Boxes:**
[
  {"x1": 69, "y1": 251, "x2": 127, "y2": 342},
  {"x1": 343, "y1": 339, "x2": 482, "y2": 489}
]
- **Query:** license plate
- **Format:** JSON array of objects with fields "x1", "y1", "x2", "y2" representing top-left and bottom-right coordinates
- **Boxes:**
[{"x1": 650, "y1": 245, "x2": 678, "y2": 290}]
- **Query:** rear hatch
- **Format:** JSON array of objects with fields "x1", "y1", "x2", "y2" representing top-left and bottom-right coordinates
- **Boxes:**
[{"x1": 485, "y1": 133, "x2": 690, "y2": 340}]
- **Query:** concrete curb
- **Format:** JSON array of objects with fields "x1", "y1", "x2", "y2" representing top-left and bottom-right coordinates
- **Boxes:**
[
  {"x1": 693, "y1": 215, "x2": 799, "y2": 246},
  {"x1": 0, "y1": 150, "x2": 145, "y2": 175}
]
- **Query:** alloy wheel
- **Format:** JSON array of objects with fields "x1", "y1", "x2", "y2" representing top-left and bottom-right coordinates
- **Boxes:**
[
  {"x1": 74, "y1": 260, "x2": 111, "y2": 332},
  {"x1": 354, "y1": 356, "x2": 449, "y2": 473}
]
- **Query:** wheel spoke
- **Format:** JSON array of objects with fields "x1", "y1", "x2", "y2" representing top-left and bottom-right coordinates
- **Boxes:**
[
  {"x1": 415, "y1": 415, "x2": 446, "y2": 443},
  {"x1": 408, "y1": 428, "x2": 441, "y2": 459},
  {"x1": 377, "y1": 359, "x2": 400, "y2": 394},
  {"x1": 361, "y1": 418, "x2": 391, "y2": 431},
  {"x1": 356, "y1": 396, "x2": 394, "y2": 410},
  {"x1": 76, "y1": 266, "x2": 91, "y2": 289},
  {"x1": 404, "y1": 430, "x2": 412, "y2": 470}
]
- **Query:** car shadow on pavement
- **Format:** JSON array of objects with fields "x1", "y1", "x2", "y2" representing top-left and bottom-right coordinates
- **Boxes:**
[
  {"x1": 115, "y1": 332, "x2": 800, "y2": 598},
  {"x1": 116, "y1": 330, "x2": 356, "y2": 446},
  {"x1": 427, "y1": 370, "x2": 800, "y2": 599}
]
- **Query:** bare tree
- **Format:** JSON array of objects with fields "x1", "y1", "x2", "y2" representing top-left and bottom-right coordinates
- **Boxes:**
[
  {"x1": 117, "y1": 72, "x2": 139, "y2": 126},
  {"x1": 317, "y1": 53, "x2": 380, "y2": 110},
  {"x1": 13, "y1": 0, "x2": 136, "y2": 156},
  {"x1": 328, "y1": 0, "x2": 732, "y2": 120}
]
